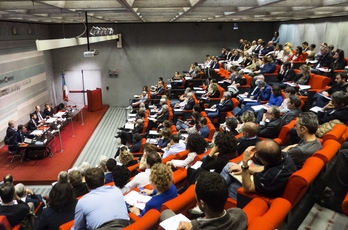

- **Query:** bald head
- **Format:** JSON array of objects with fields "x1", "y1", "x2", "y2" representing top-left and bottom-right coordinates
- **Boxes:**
[
  {"x1": 242, "y1": 122, "x2": 257, "y2": 137},
  {"x1": 255, "y1": 139, "x2": 282, "y2": 166}
]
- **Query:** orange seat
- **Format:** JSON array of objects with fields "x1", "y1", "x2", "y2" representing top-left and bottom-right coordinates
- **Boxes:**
[
  {"x1": 59, "y1": 220, "x2": 74, "y2": 230},
  {"x1": 273, "y1": 119, "x2": 296, "y2": 145},
  {"x1": 313, "y1": 139, "x2": 341, "y2": 164},
  {"x1": 123, "y1": 209, "x2": 160, "y2": 230}
]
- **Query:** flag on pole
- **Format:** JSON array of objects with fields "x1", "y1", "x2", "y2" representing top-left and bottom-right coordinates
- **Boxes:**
[{"x1": 62, "y1": 73, "x2": 68, "y2": 102}]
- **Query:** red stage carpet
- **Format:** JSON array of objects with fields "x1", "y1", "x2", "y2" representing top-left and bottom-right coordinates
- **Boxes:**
[{"x1": 0, "y1": 105, "x2": 109, "y2": 185}]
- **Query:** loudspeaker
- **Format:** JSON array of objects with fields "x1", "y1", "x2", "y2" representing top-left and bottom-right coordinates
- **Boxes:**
[{"x1": 117, "y1": 34, "x2": 122, "y2": 48}]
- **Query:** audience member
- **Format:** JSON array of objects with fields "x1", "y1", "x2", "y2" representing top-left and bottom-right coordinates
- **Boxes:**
[
  {"x1": 34, "y1": 105, "x2": 46, "y2": 124},
  {"x1": 36, "y1": 181, "x2": 77, "y2": 230},
  {"x1": 187, "y1": 132, "x2": 238, "y2": 186},
  {"x1": 0, "y1": 182, "x2": 31, "y2": 228},
  {"x1": 5, "y1": 120, "x2": 16, "y2": 146},
  {"x1": 167, "y1": 134, "x2": 206, "y2": 169},
  {"x1": 160, "y1": 171, "x2": 247, "y2": 229},
  {"x1": 130, "y1": 163, "x2": 178, "y2": 217},
  {"x1": 220, "y1": 139, "x2": 296, "y2": 200},
  {"x1": 116, "y1": 146, "x2": 137, "y2": 167},
  {"x1": 236, "y1": 111, "x2": 256, "y2": 133},
  {"x1": 197, "y1": 117, "x2": 209, "y2": 138},
  {"x1": 15, "y1": 183, "x2": 43, "y2": 212},
  {"x1": 283, "y1": 112, "x2": 321, "y2": 170},
  {"x1": 124, "y1": 150, "x2": 162, "y2": 193},
  {"x1": 281, "y1": 95, "x2": 302, "y2": 125},
  {"x1": 162, "y1": 134, "x2": 186, "y2": 158},
  {"x1": 72, "y1": 168, "x2": 129, "y2": 229},
  {"x1": 112, "y1": 165, "x2": 131, "y2": 194},
  {"x1": 139, "y1": 143, "x2": 158, "y2": 170},
  {"x1": 68, "y1": 170, "x2": 89, "y2": 197},
  {"x1": 317, "y1": 91, "x2": 348, "y2": 124},
  {"x1": 257, "y1": 106, "x2": 282, "y2": 139},
  {"x1": 237, "y1": 122, "x2": 260, "y2": 155},
  {"x1": 222, "y1": 116, "x2": 239, "y2": 135},
  {"x1": 205, "y1": 92, "x2": 233, "y2": 120},
  {"x1": 313, "y1": 72, "x2": 348, "y2": 107},
  {"x1": 104, "y1": 158, "x2": 116, "y2": 184}
]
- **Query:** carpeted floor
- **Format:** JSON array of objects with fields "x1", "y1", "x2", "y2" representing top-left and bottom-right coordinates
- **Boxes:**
[{"x1": 0, "y1": 105, "x2": 108, "y2": 185}]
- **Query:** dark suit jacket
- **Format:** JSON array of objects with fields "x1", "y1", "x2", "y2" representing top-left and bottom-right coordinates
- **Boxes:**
[
  {"x1": 35, "y1": 111, "x2": 45, "y2": 123},
  {"x1": 25, "y1": 194, "x2": 44, "y2": 209},
  {"x1": 257, "y1": 118, "x2": 282, "y2": 138},
  {"x1": 43, "y1": 108, "x2": 54, "y2": 118},
  {"x1": 27, "y1": 119, "x2": 38, "y2": 132},
  {"x1": 237, "y1": 136, "x2": 260, "y2": 155},
  {"x1": 183, "y1": 98, "x2": 194, "y2": 110},
  {"x1": 317, "y1": 107, "x2": 348, "y2": 125},
  {"x1": 6, "y1": 127, "x2": 16, "y2": 144},
  {"x1": 281, "y1": 108, "x2": 301, "y2": 125},
  {"x1": 278, "y1": 69, "x2": 296, "y2": 82},
  {"x1": 10, "y1": 130, "x2": 25, "y2": 152},
  {"x1": 157, "y1": 111, "x2": 169, "y2": 123},
  {"x1": 218, "y1": 99, "x2": 234, "y2": 112},
  {"x1": 211, "y1": 62, "x2": 219, "y2": 69},
  {"x1": 261, "y1": 46, "x2": 275, "y2": 55},
  {"x1": 317, "y1": 53, "x2": 333, "y2": 68},
  {"x1": 130, "y1": 141, "x2": 141, "y2": 153}
]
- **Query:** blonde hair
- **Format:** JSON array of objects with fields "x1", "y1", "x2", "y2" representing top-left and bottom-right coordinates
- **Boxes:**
[
  {"x1": 241, "y1": 111, "x2": 256, "y2": 123},
  {"x1": 150, "y1": 163, "x2": 173, "y2": 193},
  {"x1": 283, "y1": 46, "x2": 292, "y2": 56},
  {"x1": 300, "y1": 64, "x2": 311, "y2": 76},
  {"x1": 119, "y1": 149, "x2": 135, "y2": 165}
]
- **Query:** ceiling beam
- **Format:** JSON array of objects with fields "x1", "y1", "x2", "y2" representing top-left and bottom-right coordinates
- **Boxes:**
[
  {"x1": 171, "y1": 0, "x2": 208, "y2": 22},
  {"x1": 116, "y1": 0, "x2": 145, "y2": 22}
]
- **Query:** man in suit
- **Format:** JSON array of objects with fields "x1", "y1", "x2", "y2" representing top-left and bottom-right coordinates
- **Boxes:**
[
  {"x1": 312, "y1": 45, "x2": 333, "y2": 73},
  {"x1": 11, "y1": 124, "x2": 32, "y2": 161},
  {"x1": 206, "y1": 92, "x2": 234, "y2": 120},
  {"x1": 257, "y1": 106, "x2": 282, "y2": 139},
  {"x1": 172, "y1": 92, "x2": 195, "y2": 124},
  {"x1": 210, "y1": 57, "x2": 219, "y2": 69},
  {"x1": 252, "y1": 38, "x2": 263, "y2": 54},
  {"x1": 34, "y1": 105, "x2": 46, "y2": 124},
  {"x1": 27, "y1": 113, "x2": 41, "y2": 132},
  {"x1": 317, "y1": 91, "x2": 348, "y2": 125},
  {"x1": 260, "y1": 41, "x2": 275, "y2": 56},
  {"x1": 237, "y1": 122, "x2": 260, "y2": 156},
  {"x1": 5, "y1": 120, "x2": 16, "y2": 145},
  {"x1": 281, "y1": 95, "x2": 302, "y2": 125},
  {"x1": 277, "y1": 62, "x2": 296, "y2": 83}
]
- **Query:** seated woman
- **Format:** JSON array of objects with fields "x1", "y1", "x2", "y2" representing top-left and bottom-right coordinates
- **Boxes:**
[
  {"x1": 116, "y1": 146, "x2": 138, "y2": 167},
  {"x1": 170, "y1": 71, "x2": 183, "y2": 89},
  {"x1": 36, "y1": 181, "x2": 77, "y2": 230},
  {"x1": 146, "y1": 105, "x2": 169, "y2": 135},
  {"x1": 236, "y1": 111, "x2": 256, "y2": 133},
  {"x1": 139, "y1": 143, "x2": 158, "y2": 170},
  {"x1": 129, "y1": 163, "x2": 178, "y2": 217},
  {"x1": 129, "y1": 133, "x2": 142, "y2": 153},
  {"x1": 176, "y1": 111, "x2": 201, "y2": 133},
  {"x1": 186, "y1": 132, "x2": 238, "y2": 186},
  {"x1": 43, "y1": 102, "x2": 54, "y2": 118},
  {"x1": 199, "y1": 82, "x2": 220, "y2": 108},
  {"x1": 288, "y1": 46, "x2": 305, "y2": 62},
  {"x1": 166, "y1": 134, "x2": 206, "y2": 169}
]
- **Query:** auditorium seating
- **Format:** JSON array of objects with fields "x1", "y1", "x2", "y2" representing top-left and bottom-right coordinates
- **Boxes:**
[
  {"x1": 319, "y1": 124, "x2": 347, "y2": 144},
  {"x1": 204, "y1": 122, "x2": 216, "y2": 143},
  {"x1": 263, "y1": 64, "x2": 281, "y2": 82},
  {"x1": 160, "y1": 184, "x2": 196, "y2": 217},
  {"x1": 123, "y1": 209, "x2": 160, "y2": 230},
  {"x1": 0, "y1": 215, "x2": 20, "y2": 230},
  {"x1": 273, "y1": 119, "x2": 296, "y2": 145},
  {"x1": 247, "y1": 197, "x2": 292, "y2": 230},
  {"x1": 313, "y1": 139, "x2": 341, "y2": 164},
  {"x1": 59, "y1": 220, "x2": 74, "y2": 230},
  {"x1": 238, "y1": 74, "x2": 253, "y2": 94},
  {"x1": 342, "y1": 193, "x2": 348, "y2": 216}
]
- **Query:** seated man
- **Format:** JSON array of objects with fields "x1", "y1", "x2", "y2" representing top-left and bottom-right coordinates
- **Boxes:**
[
  {"x1": 14, "y1": 183, "x2": 44, "y2": 213},
  {"x1": 220, "y1": 139, "x2": 296, "y2": 200},
  {"x1": 317, "y1": 91, "x2": 348, "y2": 125},
  {"x1": 197, "y1": 117, "x2": 209, "y2": 138},
  {"x1": 311, "y1": 45, "x2": 333, "y2": 74},
  {"x1": 72, "y1": 168, "x2": 129, "y2": 229},
  {"x1": 252, "y1": 55, "x2": 276, "y2": 76},
  {"x1": 124, "y1": 150, "x2": 162, "y2": 193},
  {"x1": 172, "y1": 92, "x2": 195, "y2": 124},
  {"x1": 34, "y1": 105, "x2": 46, "y2": 124},
  {"x1": 146, "y1": 105, "x2": 169, "y2": 134},
  {"x1": 281, "y1": 95, "x2": 302, "y2": 125},
  {"x1": 0, "y1": 182, "x2": 31, "y2": 228},
  {"x1": 237, "y1": 122, "x2": 260, "y2": 156},
  {"x1": 128, "y1": 90, "x2": 148, "y2": 110},
  {"x1": 104, "y1": 158, "x2": 116, "y2": 184},
  {"x1": 313, "y1": 72, "x2": 348, "y2": 108},
  {"x1": 11, "y1": 124, "x2": 33, "y2": 161},
  {"x1": 205, "y1": 92, "x2": 234, "y2": 120},
  {"x1": 282, "y1": 112, "x2": 321, "y2": 170},
  {"x1": 160, "y1": 171, "x2": 247, "y2": 229},
  {"x1": 27, "y1": 113, "x2": 41, "y2": 132},
  {"x1": 162, "y1": 134, "x2": 186, "y2": 158},
  {"x1": 257, "y1": 106, "x2": 282, "y2": 139},
  {"x1": 221, "y1": 117, "x2": 239, "y2": 135}
]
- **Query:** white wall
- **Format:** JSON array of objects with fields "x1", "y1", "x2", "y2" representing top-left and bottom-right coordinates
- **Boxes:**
[{"x1": 276, "y1": 17, "x2": 348, "y2": 52}]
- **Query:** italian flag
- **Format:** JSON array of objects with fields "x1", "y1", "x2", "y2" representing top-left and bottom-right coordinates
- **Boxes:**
[{"x1": 62, "y1": 73, "x2": 68, "y2": 102}]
